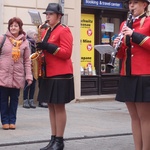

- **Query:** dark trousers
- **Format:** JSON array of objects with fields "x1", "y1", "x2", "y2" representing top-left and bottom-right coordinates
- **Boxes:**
[
  {"x1": 38, "y1": 77, "x2": 42, "y2": 105},
  {"x1": 23, "y1": 78, "x2": 36, "y2": 100},
  {"x1": 0, "y1": 87, "x2": 20, "y2": 125}
]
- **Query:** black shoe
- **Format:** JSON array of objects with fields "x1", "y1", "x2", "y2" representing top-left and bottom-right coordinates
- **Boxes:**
[
  {"x1": 40, "y1": 136, "x2": 55, "y2": 150},
  {"x1": 39, "y1": 102, "x2": 48, "y2": 108},
  {"x1": 51, "y1": 137, "x2": 64, "y2": 150}
]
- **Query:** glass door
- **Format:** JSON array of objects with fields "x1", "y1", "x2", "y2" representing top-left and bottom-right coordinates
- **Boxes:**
[{"x1": 100, "y1": 17, "x2": 120, "y2": 74}]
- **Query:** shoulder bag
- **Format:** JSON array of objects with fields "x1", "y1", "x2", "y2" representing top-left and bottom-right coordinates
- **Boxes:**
[{"x1": 0, "y1": 34, "x2": 6, "y2": 55}]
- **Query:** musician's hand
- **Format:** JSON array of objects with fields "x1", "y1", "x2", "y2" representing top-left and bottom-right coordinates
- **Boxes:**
[
  {"x1": 113, "y1": 37, "x2": 121, "y2": 48},
  {"x1": 36, "y1": 42, "x2": 58, "y2": 54},
  {"x1": 36, "y1": 42, "x2": 47, "y2": 50},
  {"x1": 122, "y1": 26, "x2": 133, "y2": 37}
]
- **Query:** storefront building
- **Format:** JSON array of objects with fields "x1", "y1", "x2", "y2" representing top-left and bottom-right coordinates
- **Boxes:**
[
  {"x1": 0, "y1": 0, "x2": 150, "y2": 101},
  {"x1": 80, "y1": 0, "x2": 150, "y2": 96},
  {"x1": 80, "y1": 0, "x2": 128, "y2": 96}
]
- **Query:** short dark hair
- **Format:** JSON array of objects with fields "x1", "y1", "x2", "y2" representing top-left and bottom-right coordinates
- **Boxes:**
[{"x1": 8, "y1": 17, "x2": 25, "y2": 35}]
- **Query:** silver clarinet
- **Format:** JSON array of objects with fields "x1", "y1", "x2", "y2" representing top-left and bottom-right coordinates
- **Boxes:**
[{"x1": 107, "y1": 11, "x2": 133, "y2": 68}]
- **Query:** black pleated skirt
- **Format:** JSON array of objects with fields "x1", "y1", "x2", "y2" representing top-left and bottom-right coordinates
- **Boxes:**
[
  {"x1": 116, "y1": 76, "x2": 150, "y2": 102},
  {"x1": 37, "y1": 74, "x2": 75, "y2": 104}
]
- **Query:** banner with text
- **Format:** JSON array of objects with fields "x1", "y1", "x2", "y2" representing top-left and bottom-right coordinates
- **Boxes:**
[
  {"x1": 80, "y1": 14, "x2": 95, "y2": 68},
  {"x1": 83, "y1": 0, "x2": 123, "y2": 9}
]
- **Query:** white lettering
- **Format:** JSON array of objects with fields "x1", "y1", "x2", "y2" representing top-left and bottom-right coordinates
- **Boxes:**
[
  {"x1": 85, "y1": 0, "x2": 122, "y2": 8},
  {"x1": 99, "y1": 1, "x2": 121, "y2": 7},
  {"x1": 86, "y1": 0, "x2": 98, "y2": 5},
  {"x1": 111, "y1": 3, "x2": 121, "y2": 7}
]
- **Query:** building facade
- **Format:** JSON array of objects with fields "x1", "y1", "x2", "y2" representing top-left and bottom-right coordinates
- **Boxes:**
[
  {"x1": 80, "y1": 1, "x2": 150, "y2": 96},
  {"x1": 0, "y1": 0, "x2": 149, "y2": 101},
  {"x1": 0, "y1": 0, "x2": 81, "y2": 102}
]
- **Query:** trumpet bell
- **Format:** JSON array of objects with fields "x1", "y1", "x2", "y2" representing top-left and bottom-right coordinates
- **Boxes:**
[
  {"x1": 107, "y1": 63, "x2": 115, "y2": 69},
  {"x1": 29, "y1": 52, "x2": 39, "y2": 80},
  {"x1": 29, "y1": 52, "x2": 39, "y2": 60}
]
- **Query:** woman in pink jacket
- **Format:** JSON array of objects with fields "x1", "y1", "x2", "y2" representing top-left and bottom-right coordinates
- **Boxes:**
[{"x1": 0, "y1": 17, "x2": 33, "y2": 130}]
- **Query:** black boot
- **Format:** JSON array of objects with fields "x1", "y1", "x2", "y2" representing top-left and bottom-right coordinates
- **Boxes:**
[
  {"x1": 51, "y1": 137, "x2": 64, "y2": 150},
  {"x1": 40, "y1": 136, "x2": 55, "y2": 150}
]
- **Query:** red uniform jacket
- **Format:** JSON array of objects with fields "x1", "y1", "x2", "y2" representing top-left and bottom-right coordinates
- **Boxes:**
[
  {"x1": 116, "y1": 16, "x2": 150, "y2": 76},
  {"x1": 41, "y1": 24, "x2": 73, "y2": 77}
]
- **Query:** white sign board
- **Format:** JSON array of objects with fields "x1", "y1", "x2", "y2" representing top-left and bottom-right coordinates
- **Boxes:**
[{"x1": 103, "y1": 23, "x2": 114, "y2": 32}]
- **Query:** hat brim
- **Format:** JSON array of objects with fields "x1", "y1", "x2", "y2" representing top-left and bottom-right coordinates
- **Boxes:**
[
  {"x1": 125, "y1": 0, "x2": 150, "y2": 4},
  {"x1": 43, "y1": 11, "x2": 64, "y2": 16}
]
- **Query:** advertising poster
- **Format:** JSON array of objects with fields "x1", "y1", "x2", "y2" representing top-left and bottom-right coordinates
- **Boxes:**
[{"x1": 80, "y1": 14, "x2": 95, "y2": 68}]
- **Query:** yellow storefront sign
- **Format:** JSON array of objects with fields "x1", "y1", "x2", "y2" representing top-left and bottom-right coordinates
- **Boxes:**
[{"x1": 80, "y1": 14, "x2": 95, "y2": 69}]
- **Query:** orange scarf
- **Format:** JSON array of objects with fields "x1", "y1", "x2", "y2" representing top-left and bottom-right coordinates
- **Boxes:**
[{"x1": 9, "y1": 37, "x2": 22, "y2": 62}]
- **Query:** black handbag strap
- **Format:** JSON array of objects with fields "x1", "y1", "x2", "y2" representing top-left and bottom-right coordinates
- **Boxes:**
[{"x1": 0, "y1": 34, "x2": 6, "y2": 55}]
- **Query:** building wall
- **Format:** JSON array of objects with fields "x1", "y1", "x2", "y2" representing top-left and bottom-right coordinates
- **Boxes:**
[
  {"x1": 0, "y1": 0, "x2": 81, "y2": 103},
  {"x1": 2, "y1": 0, "x2": 58, "y2": 32},
  {"x1": 1, "y1": 1, "x2": 148, "y2": 102}
]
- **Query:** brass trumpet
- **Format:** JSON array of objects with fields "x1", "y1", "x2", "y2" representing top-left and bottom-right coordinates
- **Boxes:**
[
  {"x1": 30, "y1": 52, "x2": 39, "y2": 80},
  {"x1": 29, "y1": 21, "x2": 48, "y2": 79},
  {"x1": 29, "y1": 51, "x2": 40, "y2": 60}
]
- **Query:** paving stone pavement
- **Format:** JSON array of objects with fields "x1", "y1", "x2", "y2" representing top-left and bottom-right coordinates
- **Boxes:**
[{"x1": 0, "y1": 99, "x2": 134, "y2": 150}]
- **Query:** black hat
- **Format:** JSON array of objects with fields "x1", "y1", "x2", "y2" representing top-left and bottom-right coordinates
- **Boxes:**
[
  {"x1": 43, "y1": 3, "x2": 64, "y2": 16},
  {"x1": 125, "y1": 0, "x2": 150, "y2": 4}
]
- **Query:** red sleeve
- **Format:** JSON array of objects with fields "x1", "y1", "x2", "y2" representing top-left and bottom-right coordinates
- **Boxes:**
[{"x1": 54, "y1": 27, "x2": 73, "y2": 60}]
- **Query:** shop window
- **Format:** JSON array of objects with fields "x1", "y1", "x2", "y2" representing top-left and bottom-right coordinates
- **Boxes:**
[{"x1": 100, "y1": 17, "x2": 120, "y2": 74}]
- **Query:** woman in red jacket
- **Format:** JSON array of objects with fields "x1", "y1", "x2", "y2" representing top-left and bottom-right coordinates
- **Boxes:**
[
  {"x1": 36, "y1": 3, "x2": 74, "y2": 150},
  {"x1": 114, "y1": 0, "x2": 150, "y2": 149}
]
